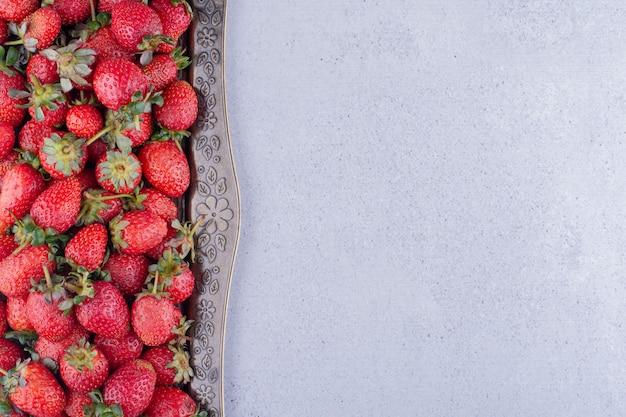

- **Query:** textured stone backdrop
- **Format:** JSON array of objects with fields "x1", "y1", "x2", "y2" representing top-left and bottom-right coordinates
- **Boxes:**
[{"x1": 225, "y1": 1, "x2": 626, "y2": 416}]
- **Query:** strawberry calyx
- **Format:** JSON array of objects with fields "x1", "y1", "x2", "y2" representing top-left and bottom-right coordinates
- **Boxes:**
[
  {"x1": 70, "y1": 12, "x2": 111, "y2": 42},
  {"x1": 76, "y1": 189, "x2": 132, "y2": 226},
  {"x1": 63, "y1": 268, "x2": 96, "y2": 308},
  {"x1": 30, "y1": 264, "x2": 69, "y2": 308},
  {"x1": 164, "y1": 342, "x2": 193, "y2": 384},
  {"x1": 9, "y1": 75, "x2": 67, "y2": 123},
  {"x1": 39, "y1": 41, "x2": 97, "y2": 92},
  {"x1": 138, "y1": 35, "x2": 176, "y2": 65},
  {"x1": 0, "y1": 46, "x2": 21, "y2": 77},
  {"x1": 108, "y1": 213, "x2": 130, "y2": 252},
  {"x1": 11, "y1": 214, "x2": 52, "y2": 252},
  {"x1": 151, "y1": 126, "x2": 190, "y2": 145},
  {"x1": 146, "y1": 248, "x2": 184, "y2": 290},
  {"x1": 40, "y1": 132, "x2": 87, "y2": 177},
  {"x1": 167, "y1": 217, "x2": 205, "y2": 261},
  {"x1": 170, "y1": 315, "x2": 193, "y2": 346},
  {"x1": 170, "y1": 46, "x2": 191, "y2": 70},
  {"x1": 63, "y1": 338, "x2": 97, "y2": 372},
  {"x1": 84, "y1": 389, "x2": 124, "y2": 417},
  {"x1": 0, "y1": 358, "x2": 29, "y2": 395},
  {"x1": 96, "y1": 149, "x2": 142, "y2": 193}
]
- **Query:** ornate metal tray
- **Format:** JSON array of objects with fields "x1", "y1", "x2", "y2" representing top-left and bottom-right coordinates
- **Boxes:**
[{"x1": 185, "y1": 1, "x2": 239, "y2": 415}]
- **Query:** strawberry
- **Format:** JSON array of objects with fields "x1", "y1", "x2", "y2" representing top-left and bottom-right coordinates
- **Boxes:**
[
  {"x1": 0, "y1": 19, "x2": 7, "y2": 44},
  {"x1": 0, "y1": 68, "x2": 27, "y2": 127},
  {"x1": 131, "y1": 291, "x2": 180, "y2": 346},
  {"x1": 143, "y1": 386, "x2": 198, "y2": 417},
  {"x1": 60, "y1": 340, "x2": 110, "y2": 393},
  {"x1": 84, "y1": 26, "x2": 136, "y2": 63},
  {"x1": 138, "y1": 187, "x2": 178, "y2": 222},
  {"x1": 0, "y1": 235, "x2": 18, "y2": 260},
  {"x1": 43, "y1": 0, "x2": 91, "y2": 26},
  {"x1": 3, "y1": 360, "x2": 67, "y2": 417},
  {"x1": 64, "y1": 223, "x2": 108, "y2": 271},
  {"x1": 19, "y1": 7, "x2": 62, "y2": 52},
  {"x1": 34, "y1": 324, "x2": 90, "y2": 366},
  {"x1": 0, "y1": 243, "x2": 55, "y2": 298},
  {"x1": 0, "y1": 338, "x2": 24, "y2": 370},
  {"x1": 0, "y1": 0, "x2": 38, "y2": 23},
  {"x1": 26, "y1": 53, "x2": 59, "y2": 85},
  {"x1": 111, "y1": 1, "x2": 164, "y2": 52},
  {"x1": 87, "y1": 137, "x2": 108, "y2": 164},
  {"x1": 0, "y1": 122, "x2": 14, "y2": 160},
  {"x1": 147, "y1": 249, "x2": 194, "y2": 302},
  {"x1": 0, "y1": 163, "x2": 45, "y2": 234},
  {"x1": 30, "y1": 176, "x2": 82, "y2": 233},
  {"x1": 94, "y1": 330, "x2": 144, "y2": 370},
  {"x1": 110, "y1": 210, "x2": 167, "y2": 255},
  {"x1": 118, "y1": 111, "x2": 153, "y2": 147},
  {"x1": 0, "y1": 150, "x2": 19, "y2": 187},
  {"x1": 64, "y1": 391, "x2": 92, "y2": 417},
  {"x1": 145, "y1": 222, "x2": 177, "y2": 260},
  {"x1": 26, "y1": 270, "x2": 78, "y2": 342},
  {"x1": 142, "y1": 50, "x2": 189, "y2": 92},
  {"x1": 151, "y1": 0, "x2": 193, "y2": 53},
  {"x1": 98, "y1": 0, "x2": 140, "y2": 13},
  {"x1": 73, "y1": 166, "x2": 99, "y2": 192},
  {"x1": 77, "y1": 188, "x2": 124, "y2": 225},
  {"x1": 141, "y1": 344, "x2": 193, "y2": 385},
  {"x1": 138, "y1": 140, "x2": 190, "y2": 198},
  {"x1": 103, "y1": 359, "x2": 156, "y2": 417},
  {"x1": 75, "y1": 280, "x2": 130, "y2": 338},
  {"x1": 95, "y1": 149, "x2": 142, "y2": 194},
  {"x1": 153, "y1": 80, "x2": 198, "y2": 131},
  {"x1": 6, "y1": 295, "x2": 34, "y2": 331},
  {"x1": 0, "y1": 298, "x2": 6, "y2": 335},
  {"x1": 18, "y1": 119, "x2": 57, "y2": 154},
  {"x1": 102, "y1": 252, "x2": 150, "y2": 297},
  {"x1": 92, "y1": 58, "x2": 148, "y2": 111},
  {"x1": 66, "y1": 104, "x2": 103, "y2": 139},
  {"x1": 39, "y1": 132, "x2": 88, "y2": 179},
  {"x1": 11, "y1": 76, "x2": 69, "y2": 125}
]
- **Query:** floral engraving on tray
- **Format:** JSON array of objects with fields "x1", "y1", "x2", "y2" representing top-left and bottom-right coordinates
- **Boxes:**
[{"x1": 188, "y1": 0, "x2": 238, "y2": 415}]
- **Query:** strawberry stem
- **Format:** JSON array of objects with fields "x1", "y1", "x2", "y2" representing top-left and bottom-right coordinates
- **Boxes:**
[
  {"x1": 152, "y1": 270, "x2": 159, "y2": 295},
  {"x1": 86, "y1": 124, "x2": 115, "y2": 146},
  {"x1": 89, "y1": 0, "x2": 97, "y2": 21},
  {"x1": 0, "y1": 368, "x2": 6, "y2": 376},
  {"x1": 42, "y1": 263, "x2": 52, "y2": 288}
]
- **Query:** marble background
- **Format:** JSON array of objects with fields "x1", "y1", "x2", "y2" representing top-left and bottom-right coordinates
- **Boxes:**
[{"x1": 224, "y1": 1, "x2": 626, "y2": 416}]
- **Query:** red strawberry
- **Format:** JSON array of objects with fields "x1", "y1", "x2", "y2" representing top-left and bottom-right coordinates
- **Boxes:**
[
  {"x1": 30, "y1": 176, "x2": 82, "y2": 233},
  {"x1": 131, "y1": 292, "x2": 179, "y2": 346},
  {"x1": 0, "y1": 234, "x2": 17, "y2": 261},
  {"x1": 0, "y1": 243, "x2": 55, "y2": 298},
  {"x1": 26, "y1": 272, "x2": 78, "y2": 341},
  {"x1": 145, "y1": 222, "x2": 177, "y2": 260},
  {"x1": 0, "y1": 20, "x2": 7, "y2": 45},
  {"x1": 166, "y1": 263, "x2": 195, "y2": 303},
  {"x1": 142, "y1": 53, "x2": 178, "y2": 92},
  {"x1": 119, "y1": 111, "x2": 153, "y2": 147},
  {"x1": 21, "y1": 7, "x2": 62, "y2": 52},
  {"x1": 44, "y1": 0, "x2": 91, "y2": 26},
  {"x1": 60, "y1": 340, "x2": 110, "y2": 393},
  {"x1": 138, "y1": 140, "x2": 190, "y2": 198},
  {"x1": 86, "y1": 137, "x2": 108, "y2": 164},
  {"x1": 18, "y1": 119, "x2": 57, "y2": 154},
  {"x1": 84, "y1": 26, "x2": 136, "y2": 63},
  {"x1": 0, "y1": 338, "x2": 24, "y2": 370},
  {"x1": 73, "y1": 166, "x2": 99, "y2": 192},
  {"x1": 0, "y1": 298, "x2": 6, "y2": 335},
  {"x1": 151, "y1": 0, "x2": 192, "y2": 54},
  {"x1": 92, "y1": 58, "x2": 148, "y2": 110},
  {"x1": 141, "y1": 187, "x2": 178, "y2": 222},
  {"x1": 65, "y1": 223, "x2": 108, "y2": 271},
  {"x1": 153, "y1": 80, "x2": 198, "y2": 131},
  {"x1": 4, "y1": 360, "x2": 67, "y2": 417},
  {"x1": 64, "y1": 391, "x2": 92, "y2": 417},
  {"x1": 0, "y1": 0, "x2": 38, "y2": 22},
  {"x1": 143, "y1": 386, "x2": 197, "y2": 417},
  {"x1": 6, "y1": 295, "x2": 34, "y2": 331},
  {"x1": 102, "y1": 252, "x2": 150, "y2": 297},
  {"x1": 111, "y1": 1, "x2": 164, "y2": 52},
  {"x1": 0, "y1": 70, "x2": 27, "y2": 127},
  {"x1": 98, "y1": 0, "x2": 139, "y2": 13},
  {"x1": 103, "y1": 359, "x2": 156, "y2": 417},
  {"x1": 94, "y1": 330, "x2": 144, "y2": 370},
  {"x1": 0, "y1": 150, "x2": 19, "y2": 187},
  {"x1": 34, "y1": 324, "x2": 90, "y2": 365},
  {"x1": 0, "y1": 163, "x2": 45, "y2": 234},
  {"x1": 39, "y1": 132, "x2": 88, "y2": 179},
  {"x1": 0, "y1": 122, "x2": 14, "y2": 160},
  {"x1": 141, "y1": 344, "x2": 192, "y2": 385},
  {"x1": 26, "y1": 53, "x2": 59, "y2": 85},
  {"x1": 75, "y1": 280, "x2": 130, "y2": 338},
  {"x1": 16, "y1": 76, "x2": 69, "y2": 125},
  {"x1": 95, "y1": 149, "x2": 142, "y2": 194},
  {"x1": 66, "y1": 104, "x2": 103, "y2": 139},
  {"x1": 110, "y1": 210, "x2": 167, "y2": 255}
]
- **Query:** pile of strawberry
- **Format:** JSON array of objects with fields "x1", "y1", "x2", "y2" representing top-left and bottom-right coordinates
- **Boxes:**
[{"x1": 0, "y1": 0, "x2": 206, "y2": 416}]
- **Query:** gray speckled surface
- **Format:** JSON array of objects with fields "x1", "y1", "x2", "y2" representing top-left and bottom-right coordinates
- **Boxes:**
[{"x1": 224, "y1": 1, "x2": 626, "y2": 416}]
